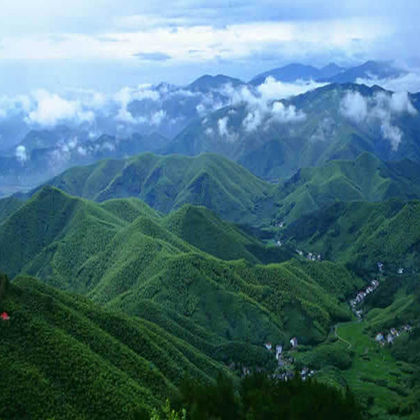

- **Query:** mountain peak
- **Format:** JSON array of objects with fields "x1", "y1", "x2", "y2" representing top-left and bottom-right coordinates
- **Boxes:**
[
  {"x1": 324, "y1": 60, "x2": 405, "y2": 83},
  {"x1": 187, "y1": 74, "x2": 244, "y2": 92}
]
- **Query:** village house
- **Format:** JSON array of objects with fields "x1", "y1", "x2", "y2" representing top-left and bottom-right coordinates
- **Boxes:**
[
  {"x1": 289, "y1": 337, "x2": 298, "y2": 349},
  {"x1": 375, "y1": 324, "x2": 412, "y2": 347},
  {"x1": 398, "y1": 268, "x2": 404, "y2": 274},
  {"x1": 265, "y1": 342, "x2": 272, "y2": 351},
  {"x1": 242, "y1": 367, "x2": 250, "y2": 376},
  {"x1": 350, "y1": 279, "x2": 379, "y2": 308},
  {"x1": 390, "y1": 328, "x2": 399, "y2": 337},
  {"x1": 275, "y1": 345, "x2": 283, "y2": 360}
]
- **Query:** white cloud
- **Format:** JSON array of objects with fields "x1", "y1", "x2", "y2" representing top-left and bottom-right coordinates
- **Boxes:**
[
  {"x1": 150, "y1": 109, "x2": 166, "y2": 126},
  {"x1": 380, "y1": 120, "x2": 403, "y2": 151},
  {"x1": 270, "y1": 101, "x2": 306, "y2": 123},
  {"x1": 256, "y1": 76, "x2": 327, "y2": 101},
  {"x1": 101, "y1": 141, "x2": 115, "y2": 152},
  {"x1": 387, "y1": 91, "x2": 416, "y2": 115},
  {"x1": 113, "y1": 84, "x2": 161, "y2": 125},
  {"x1": 243, "y1": 109, "x2": 263, "y2": 132},
  {"x1": 218, "y1": 117, "x2": 229, "y2": 137},
  {"x1": 0, "y1": 18, "x2": 391, "y2": 63},
  {"x1": 15, "y1": 145, "x2": 28, "y2": 162},
  {"x1": 77, "y1": 146, "x2": 87, "y2": 156},
  {"x1": 340, "y1": 89, "x2": 417, "y2": 150},
  {"x1": 340, "y1": 91, "x2": 368, "y2": 123},
  {"x1": 217, "y1": 116, "x2": 238, "y2": 142},
  {"x1": 26, "y1": 90, "x2": 94, "y2": 126},
  {"x1": 356, "y1": 71, "x2": 420, "y2": 94}
]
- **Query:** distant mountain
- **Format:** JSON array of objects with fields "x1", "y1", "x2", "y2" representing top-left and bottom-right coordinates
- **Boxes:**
[
  {"x1": 1, "y1": 60, "x2": 415, "y2": 196},
  {"x1": 187, "y1": 74, "x2": 245, "y2": 93},
  {"x1": 249, "y1": 61, "x2": 404, "y2": 85},
  {"x1": 319, "y1": 63, "x2": 345, "y2": 79},
  {"x1": 323, "y1": 60, "x2": 406, "y2": 83},
  {"x1": 167, "y1": 83, "x2": 420, "y2": 179},
  {"x1": 250, "y1": 63, "x2": 326, "y2": 85},
  {"x1": 0, "y1": 130, "x2": 168, "y2": 194},
  {"x1": 250, "y1": 62, "x2": 346, "y2": 85}
]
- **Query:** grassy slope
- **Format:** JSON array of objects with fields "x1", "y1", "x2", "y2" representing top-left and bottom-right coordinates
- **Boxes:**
[
  {"x1": 0, "y1": 186, "x2": 360, "y2": 346},
  {"x1": 0, "y1": 274, "x2": 234, "y2": 420}
]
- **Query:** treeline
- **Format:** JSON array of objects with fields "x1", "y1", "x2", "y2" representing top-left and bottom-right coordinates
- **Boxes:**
[{"x1": 168, "y1": 372, "x2": 362, "y2": 420}]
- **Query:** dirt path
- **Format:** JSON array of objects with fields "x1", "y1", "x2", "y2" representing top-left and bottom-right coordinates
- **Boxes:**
[{"x1": 334, "y1": 324, "x2": 352, "y2": 350}]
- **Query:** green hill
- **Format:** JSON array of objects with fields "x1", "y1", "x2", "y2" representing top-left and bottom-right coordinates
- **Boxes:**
[
  {"x1": 274, "y1": 152, "x2": 420, "y2": 225},
  {"x1": 41, "y1": 152, "x2": 276, "y2": 227},
  {"x1": 284, "y1": 199, "x2": 420, "y2": 273},
  {"x1": 15, "y1": 151, "x2": 419, "y2": 234},
  {"x1": 163, "y1": 204, "x2": 293, "y2": 264},
  {"x1": 0, "y1": 195, "x2": 24, "y2": 223},
  {"x1": 0, "y1": 274, "x2": 232, "y2": 419},
  {"x1": 0, "y1": 186, "x2": 360, "y2": 346}
]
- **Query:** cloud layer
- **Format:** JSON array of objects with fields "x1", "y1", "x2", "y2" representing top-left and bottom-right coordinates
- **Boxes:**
[{"x1": 340, "y1": 90, "x2": 417, "y2": 150}]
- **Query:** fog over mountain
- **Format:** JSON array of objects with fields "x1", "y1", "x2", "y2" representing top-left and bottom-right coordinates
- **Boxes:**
[{"x1": 1, "y1": 59, "x2": 419, "y2": 195}]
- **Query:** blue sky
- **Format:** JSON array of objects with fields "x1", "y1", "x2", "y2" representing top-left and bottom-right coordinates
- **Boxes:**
[{"x1": 0, "y1": 0, "x2": 419, "y2": 93}]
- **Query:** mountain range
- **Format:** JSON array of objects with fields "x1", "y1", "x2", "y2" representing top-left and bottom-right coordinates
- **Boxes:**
[
  {"x1": 0, "y1": 60, "x2": 415, "y2": 195},
  {"x1": 249, "y1": 60, "x2": 404, "y2": 85},
  {"x1": 1, "y1": 60, "x2": 420, "y2": 419},
  {"x1": 168, "y1": 83, "x2": 420, "y2": 179}
]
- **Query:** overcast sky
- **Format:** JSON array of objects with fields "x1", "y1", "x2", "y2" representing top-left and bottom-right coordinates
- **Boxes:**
[{"x1": 0, "y1": 0, "x2": 419, "y2": 93}]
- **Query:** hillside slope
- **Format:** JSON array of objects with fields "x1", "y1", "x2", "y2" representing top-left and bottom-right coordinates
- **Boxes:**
[
  {"x1": 163, "y1": 205, "x2": 293, "y2": 264},
  {"x1": 284, "y1": 199, "x2": 420, "y2": 273},
  {"x1": 0, "y1": 187, "x2": 361, "y2": 345},
  {"x1": 0, "y1": 274, "x2": 231, "y2": 419},
  {"x1": 274, "y1": 152, "x2": 420, "y2": 224},
  {"x1": 41, "y1": 153, "x2": 276, "y2": 226}
]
